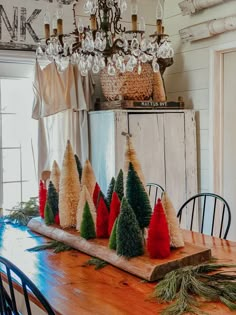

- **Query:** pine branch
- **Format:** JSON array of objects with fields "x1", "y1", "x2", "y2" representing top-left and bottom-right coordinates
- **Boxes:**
[
  {"x1": 152, "y1": 263, "x2": 236, "y2": 315},
  {"x1": 84, "y1": 258, "x2": 108, "y2": 270},
  {"x1": 4, "y1": 197, "x2": 39, "y2": 226},
  {"x1": 27, "y1": 240, "x2": 73, "y2": 253}
]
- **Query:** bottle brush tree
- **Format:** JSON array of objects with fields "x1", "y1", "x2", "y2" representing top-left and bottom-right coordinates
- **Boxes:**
[
  {"x1": 147, "y1": 199, "x2": 170, "y2": 259},
  {"x1": 116, "y1": 197, "x2": 144, "y2": 258},
  {"x1": 124, "y1": 135, "x2": 146, "y2": 188},
  {"x1": 114, "y1": 170, "x2": 124, "y2": 202},
  {"x1": 81, "y1": 159, "x2": 96, "y2": 197},
  {"x1": 108, "y1": 217, "x2": 118, "y2": 250},
  {"x1": 106, "y1": 177, "x2": 116, "y2": 207},
  {"x1": 47, "y1": 181, "x2": 59, "y2": 218},
  {"x1": 80, "y1": 201, "x2": 96, "y2": 240},
  {"x1": 59, "y1": 140, "x2": 80, "y2": 228},
  {"x1": 162, "y1": 192, "x2": 184, "y2": 248},
  {"x1": 44, "y1": 201, "x2": 55, "y2": 226},
  {"x1": 108, "y1": 192, "x2": 121, "y2": 236},
  {"x1": 93, "y1": 182, "x2": 101, "y2": 209},
  {"x1": 98, "y1": 189, "x2": 110, "y2": 211},
  {"x1": 50, "y1": 160, "x2": 60, "y2": 193},
  {"x1": 76, "y1": 185, "x2": 96, "y2": 232},
  {"x1": 96, "y1": 194, "x2": 109, "y2": 238},
  {"x1": 126, "y1": 162, "x2": 152, "y2": 231},
  {"x1": 39, "y1": 180, "x2": 47, "y2": 218},
  {"x1": 74, "y1": 154, "x2": 83, "y2": 181}
]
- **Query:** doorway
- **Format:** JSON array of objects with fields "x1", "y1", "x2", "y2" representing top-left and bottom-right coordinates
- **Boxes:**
[{"x1": 210, "y1": 44, "x2": 236, "y2": 241}]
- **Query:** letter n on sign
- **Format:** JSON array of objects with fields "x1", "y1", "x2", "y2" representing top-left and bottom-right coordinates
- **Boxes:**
[{"x1": 0, "y1": 0, "x2": 73, "y2": 51}]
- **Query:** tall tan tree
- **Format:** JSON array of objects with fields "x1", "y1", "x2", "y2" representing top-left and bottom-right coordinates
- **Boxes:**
[
  {"x1": 50, "y1": 160, "x2": 61, "y2": 193},
  {"x1": 124, "y1": 135, "x2": 146, "y2": 188},
  {"x1": 162, "y1": 192, "x2": 184, "y2": 248},
  {"x1": 59, "y1": 140, "x2": 80, "y2": 228},
  {"x1": 81, "y1": 159, "x2": 96, "y2": 197}
]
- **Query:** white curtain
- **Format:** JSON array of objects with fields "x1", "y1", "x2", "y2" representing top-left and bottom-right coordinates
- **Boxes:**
[{"x1": 32, "y1": 61, "x2": 95, "y2": 178}]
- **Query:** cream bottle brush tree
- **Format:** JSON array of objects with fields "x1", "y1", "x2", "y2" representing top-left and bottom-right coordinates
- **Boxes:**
[
  {"x1": 59, "y1": 140, "x2": 80, "y2": 228},
  {"x1": 50, "y1": 160, "x2": 61, "y2": 193}
]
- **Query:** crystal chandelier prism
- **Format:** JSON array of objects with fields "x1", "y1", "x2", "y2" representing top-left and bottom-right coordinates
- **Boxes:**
[{"x1": 36, "y1": 0, "x2": 174, "y2": 76}]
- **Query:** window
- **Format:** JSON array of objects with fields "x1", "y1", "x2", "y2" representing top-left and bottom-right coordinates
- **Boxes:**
[{"x1": 0, "y1": 79, "x2": 38, "y2": 213}]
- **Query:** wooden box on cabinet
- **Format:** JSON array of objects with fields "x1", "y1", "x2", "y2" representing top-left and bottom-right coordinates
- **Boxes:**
[{"x1": 88, "y1": 110, "x2": 197, "y2": 211}]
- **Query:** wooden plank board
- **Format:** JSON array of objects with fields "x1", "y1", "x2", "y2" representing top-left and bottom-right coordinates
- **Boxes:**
[
  {"x1": 164, "y1": 113, "x2": 186, "y2": 211},
  {"x1": 128, "y1": 113, "x2": 166, "y2": 194},
  {"x1": 28, "y1": 217, "x2": 211, "y2": 282}
]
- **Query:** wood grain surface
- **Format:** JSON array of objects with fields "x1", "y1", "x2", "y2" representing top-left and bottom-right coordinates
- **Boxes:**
[
  {"x1": 28, "y1": 217, "x2": 211, "y2": 281},
  {"x1": 0, "y1": 221, "x2": 236, "y2": 315}
]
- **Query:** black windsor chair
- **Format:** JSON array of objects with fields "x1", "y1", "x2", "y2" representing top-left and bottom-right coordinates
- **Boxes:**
[
  {"x1": 177, "y1": 193, "x2": 231, "y2": 239},
  {"x1": 0, "y1": 255, "x2": 55, "y2": 315},
  {"x1": 146, "y1": 183, "x2": 165, "y2": 208}
]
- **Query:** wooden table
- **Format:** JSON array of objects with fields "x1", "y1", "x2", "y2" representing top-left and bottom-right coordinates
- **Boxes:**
[{"x1": 0, "y1": 221, "x2": 236, "y2": 315}]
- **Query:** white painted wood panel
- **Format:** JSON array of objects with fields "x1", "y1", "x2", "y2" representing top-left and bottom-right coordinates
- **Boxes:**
[
  {"x1": 165, "y1": 48, "x2": 209, "y2": 74},
  {"x1": 167, "y1": 89, "x2": 209, "y2": 110},
  {"x1": 128, "y1": 113, "x2": 166, "y2": 187},
  {"x1": 89, "y1": 110, "x2": 197, "y2": 213},
  {"x1": 223, "y1": 50, "x2": 236, "y2": 241},
  {"x1": 165, "y1": 68, "x2": 209, "y2": 93},
  {"x1": 89, "y1": 111, "x2": 116, "y2": 193},
  {"x1": 114, "y1": 111, "x2": 129, "y2": 176},
  {"x1": 164, "y1": 113, "x2": 186, "y2": 211},
  {"x1": 185, "y1": 111, "x2": 198, "y2": 199}
]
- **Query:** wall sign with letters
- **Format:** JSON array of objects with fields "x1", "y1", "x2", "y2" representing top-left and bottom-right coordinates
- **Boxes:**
[{"x1": 0, "y1": 0, "x2": 74, "y2": 51}]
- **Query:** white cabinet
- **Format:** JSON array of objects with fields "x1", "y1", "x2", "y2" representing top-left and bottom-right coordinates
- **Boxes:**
[{"x1": 89, "y1": 110, "x2": 197, "y2": 210}]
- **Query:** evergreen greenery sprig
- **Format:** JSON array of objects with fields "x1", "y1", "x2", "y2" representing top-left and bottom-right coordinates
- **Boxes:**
[
  {"x1": 4, "y1": 197, "x2": 39, "y2": 225},
  {"x1": 27, "y1": 240, "x2": 73, "y2": 253},
  {"x1": 153, "y1": 263, "x2": 236, "y2": 315},
  {"x1": 84, "y1": 257, "x2": 108, "y2": 270}
]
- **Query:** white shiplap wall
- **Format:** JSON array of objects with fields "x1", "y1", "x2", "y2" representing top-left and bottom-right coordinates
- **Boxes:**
[
  {"x1": 2, "y1": 0, "x2": 236, "y2": 193},
  {"x1": 164, "y1": 0, "x2": 236, "y2": 193},
  {"x1": 74, "y1": 0, "x2": 236, "y2": 193}
]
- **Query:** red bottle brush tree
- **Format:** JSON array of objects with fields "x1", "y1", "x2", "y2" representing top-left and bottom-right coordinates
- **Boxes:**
[
  {"x1": 108, "y1": 192, "x2": 121, "y2": 236},
  {"x1": 39, "y1": 180, "x2": 47, "y2": 218},
  {"x1": 93, "y1": 182, "x2": 101, "y2": 209},
  {"x1": 147, "y1": 199, "x2": 170, "y2": 259},
  {"x1": 54, "y1": 213, "x2": 60, "y2": 225},
  {"x1": 96, "y1": 194, "x2": 109, "y2": 238}
]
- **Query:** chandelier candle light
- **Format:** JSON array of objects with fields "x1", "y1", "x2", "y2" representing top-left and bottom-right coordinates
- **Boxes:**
[{"x1": 37, "y1": 0, "x2": 174, "y2": 76}]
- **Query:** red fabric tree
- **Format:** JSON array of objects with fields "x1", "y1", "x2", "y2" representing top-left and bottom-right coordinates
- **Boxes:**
[
  {"x1": 39, "y1": 180, "x2": 47, "y2": 219},
  {"x1": 147, "y1": 199, "x2": 170, "y2": 259},
  {"x1": 54, "y1": 213, "x2": 60, "y2": 225},
  {"x1": 93, "y1": 182, "x2": 101, "y2": 209},
  {"x1": 96, "y1": 194, "x2": 109, "y2": 238},
  {"x1": 108, "y1": 192, "x2": 121, "y2": 236}
]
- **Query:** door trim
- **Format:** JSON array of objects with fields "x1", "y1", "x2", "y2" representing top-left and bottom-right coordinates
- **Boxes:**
[{"x1": 209, "y1": 41, "x2": 236, "y2": 194}]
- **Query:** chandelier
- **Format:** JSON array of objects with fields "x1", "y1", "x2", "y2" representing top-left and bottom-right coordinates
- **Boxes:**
[{"x1": 36, "y1": 0, "x2": 174, "y2": 76}]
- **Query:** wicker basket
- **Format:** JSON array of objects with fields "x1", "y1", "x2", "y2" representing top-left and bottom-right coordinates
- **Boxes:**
[{"x1": 100, "y1": 63, "x2": 153, "y2": 101}]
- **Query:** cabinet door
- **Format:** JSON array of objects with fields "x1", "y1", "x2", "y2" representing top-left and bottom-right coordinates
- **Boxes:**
[
  {"x1": 164, "y1": 113, "x2": 186, "y2": 210},
  {"x1": 128, "y1": 113, "x2": 166, "y2": 188},
  {"x1": 128, "y1": 112, "x2": 187, "y2": 212},
  {"x1": 89, "y1": 112, "x2": 116, "y2": 193}
]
